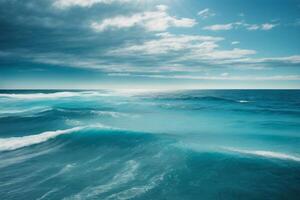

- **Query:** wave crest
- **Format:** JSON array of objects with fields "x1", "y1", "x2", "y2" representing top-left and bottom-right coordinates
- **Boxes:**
[
  {"x1": 0, "y1": 91, "x2": 112, "y2": 100},
  {"x1": 0, "y1": 127, "x2": 84, "y2": 152},
  {"x1": 224, "y1": 147, "x2": 300, "y2": 162}
]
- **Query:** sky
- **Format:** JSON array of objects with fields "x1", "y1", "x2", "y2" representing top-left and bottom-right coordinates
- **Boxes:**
[{"x1": 0, "y1": 0, "x2": 300, "y2": 89}]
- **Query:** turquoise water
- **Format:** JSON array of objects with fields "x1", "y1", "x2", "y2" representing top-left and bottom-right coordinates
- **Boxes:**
[{"x1": 0, "y1": 90, "x2": 300, "y2": 199}]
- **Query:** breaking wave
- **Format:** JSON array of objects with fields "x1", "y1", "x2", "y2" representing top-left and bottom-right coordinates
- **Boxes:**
[
  {"x1": 0, "y1": 127, "x2": 84, "y2": 152},
  {"x1": 0, "y1": 124, "x2": 113, "y2": 152},
  {"x1": 0, "y1": 91, "x2": 113, "y2": 100},
  {"x1": 224, "y1": 147, "x2": 300, "y2": 162}
]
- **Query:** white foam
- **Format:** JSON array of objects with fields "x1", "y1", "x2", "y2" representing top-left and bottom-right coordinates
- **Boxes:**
[
  {"x1": 92, "y1": 111, "x2": 136, "y2": 118},
  {"x1": 0, "y1": 91, "x2": 112, "y2": 100},
  {"x1": 38, "y1": 164, "x2": 76, "y2": 185},
  {"x1": 0, "y1": 124, "x2": 114, "y2": 152},
  {"x1": 104, "y1": 173, "x2": 164, "y2": 200},
  {"x1": 66, "y1": 160, "x2": 140, "y2": 199},
  {"x1": 238, "y1": 100, "x2": 249, "y2": 103},
  {"x1": 0, "y1": 147, "x2": 58, "y2": 169},
  {"x1": 0, "y1": 107, "x2": 51, "y2": 115},
  {"x1": 37, "y1": 188, "x2": 60, "y2": 200},
  {"x1": 0, "y1": 127, "x2": 84, "y2": 152},
  {"x1": 65, "y1": 119, "x2": 83, "y2": 126},
  {"x1": 224, "y1": 147, "x2": 300, "y2": 162}
]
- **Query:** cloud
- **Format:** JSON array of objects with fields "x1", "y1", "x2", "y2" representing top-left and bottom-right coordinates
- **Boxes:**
[
  {"x1": 53, "y1": 0, "x2": 133, "y2": 9},
  {"x1": 109, "y1": 32, "x2": 223, "y2": 55},
  {"x1": 202, "y1": 48, "x2": 256, "y2": 59},
  {"x1": 246, "y1": 24, "x2": 260, "y2": 30},
  {"x1": 248, "y1": 55, "x2": 300, "y2": 64},
  {"x1": 197, "y1": 8, "x2": 216, "y2": 19},
  {"x1": 203, "y1": 23, "x2": 234, "y2": 31},
  {"x1": 231, "y1": 41, "x2": 240, "y2": 45},
  {"x1": 204, "y1": 22, "x2": 278, "y2": 31},
  {"x1": 109, "y1": 32, "x2": 256, "y2": 64},
  {"x1": 91, "y1": 5, "x2": 197, "y2": 32},
  {"x1": 261, "y1": 23, "x2": 277, "y2": 30},
  {"x1": 108, "y1": 73, "x2": 300, "y2": 81},
  {"x1": 245, "y1": 23, "x2": 278, "y2": 31},
  {"x1": 213, "y1": 55, "x2": 300, "y2": 67}
]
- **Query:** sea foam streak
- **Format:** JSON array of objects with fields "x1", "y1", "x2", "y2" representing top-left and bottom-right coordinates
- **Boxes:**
[
  {"x1": 224, "y1": 147, "x2": 300, "y2": 162},
  {"x1": 0, "y1": 127, "x2": 83, "y2": 151},
  {"x1": 0, "y1": 107, "x2": 51, "y2": 116},
  {"x1": 0, "y1": 91, "x2": 112, "y2": 100}
]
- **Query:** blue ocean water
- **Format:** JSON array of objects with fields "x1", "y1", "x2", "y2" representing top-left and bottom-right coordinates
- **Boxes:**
[{"x1": 0, "y1": 90, "x2": 299, "y2": 199}]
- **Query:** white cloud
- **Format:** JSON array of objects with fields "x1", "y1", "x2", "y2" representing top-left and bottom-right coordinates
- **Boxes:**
[
  {"x1": 109, "y1": 73, "x2": 300, "y2": 81},
  {"x1": 197, "y1": 8, "x2": 216, "y2": 19},
  {"x1": 109, "y1": 32, "x2": 256, "y2": 62},
  {"x1": 231, "y1": 41, "x2": 240, "y2": 45},
  {"x1": 216, "y1": 55, "x2": 300, "y2": 67},
  {"x1": 221, "y1": 72, "x2": 229, "y2": 77},
  {"x1": 246, "y1": 24, "x2": 260, "y2": 30},
  {"x1": 245, "y1": 23, "x2": 277, "y2": 31},
  {"x1": 261, "y1": 23, "x2": 277, "y2": 30},
  {"x1": 53, "y1": 0, "x2": 132, "y2": 9},
  {"x1": 110, "y1": 32, "x2": 223, "y2": 55},
  {"x1": 203, "y1": 48, "x2": 256, "y2": 59},
  {"x1": 204, "y1": 22, "x2": 278, "y2": 31},
  {"x1": 252, "y1": 55, "x2": 300, "y2": 64},
  {"x1": 156, "y1": 4, "x2": 168, "y2": 11},
  {"x1": 203, "y1": 23, "x2": 234, "y2": 31},
  {"x1": 91, "y1": 5, "x2": 196, "y2": 32}
]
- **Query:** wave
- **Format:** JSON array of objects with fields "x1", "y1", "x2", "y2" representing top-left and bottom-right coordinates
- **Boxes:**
[
  {"x1": 0, "y1": 91, "x2": 112, "y2": 100},
  {"x1": 158, "y1": 95, "x2": 249, "y2": 104},
  {"x1": 233, "y1": 107, "x2": 300, "y2": 116},
  {"x1": 0, "y1": 124, "x2": 119, "y2": 152},
  {"x1": 91, "y1": 111, "x2": 137, "y2": 118},
  {"x1": 0, "y1": 107, "x2": 52, "y2": 116},
  {"x1": 224, "y1": 147, "x2": 300, "y2": 162},
  {"x1": 238, "y1": 100, "x2": 250, "y2": 103},
  {"x1": 0, "y1": 147, "x2": 59, "y2": 169},
  {"x1": 0, "y1": 127, "x2": 84, "y2": 152}
]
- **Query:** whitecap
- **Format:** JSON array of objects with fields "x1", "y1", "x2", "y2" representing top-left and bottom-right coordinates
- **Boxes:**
[
  {"x1": 0, "y1": 91, "x2": 112, "y2": 100},
  {"x1": 0, "y1": 124, "x2": 114, "y2": 152},
  {"x1": 238, "y1": 100, "x2": 250, "y2": 103},
  {"x1": 0, "y1": 127, "x2": 83, "y2": 152},
  {"x1": 0, "y1": 107, "x2": 52, "y2": 115},
  {"x1": 224, "y1": 147, "x2": 300, "y2": 162}
]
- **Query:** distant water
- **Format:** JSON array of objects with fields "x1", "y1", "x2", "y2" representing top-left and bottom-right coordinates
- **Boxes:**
[{"x1": 0, "y1": 90, "x2": 300, "y2": 199}]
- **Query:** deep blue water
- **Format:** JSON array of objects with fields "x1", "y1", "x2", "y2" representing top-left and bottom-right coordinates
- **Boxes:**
[{"x1": 0, "y1": 90, "x2": 300, "y2": 199}]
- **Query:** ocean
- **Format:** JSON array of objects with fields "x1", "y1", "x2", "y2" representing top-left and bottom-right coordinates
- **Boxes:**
[{"x1": 0, "y1": 90, "x2": 299, "y2": 199}]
